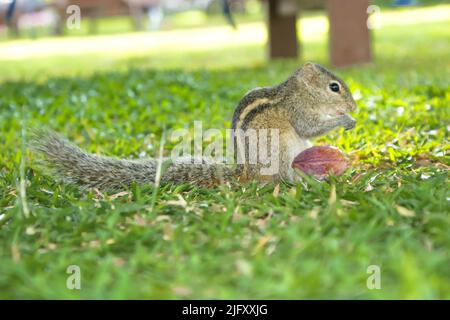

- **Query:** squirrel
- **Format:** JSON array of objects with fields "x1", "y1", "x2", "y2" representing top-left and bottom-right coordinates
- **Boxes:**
[{"x1": 31, "y1": 62, "x2": 357, "y2": 190}]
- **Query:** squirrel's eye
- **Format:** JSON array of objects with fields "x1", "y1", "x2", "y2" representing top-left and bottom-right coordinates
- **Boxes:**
[{"x1": 329, "y1": 82, "x2": 340, "y2": 93}]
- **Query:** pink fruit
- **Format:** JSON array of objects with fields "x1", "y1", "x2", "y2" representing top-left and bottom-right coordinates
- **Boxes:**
[{"x1": 292, "y1": 146, "x2": 349, "y2": 179}]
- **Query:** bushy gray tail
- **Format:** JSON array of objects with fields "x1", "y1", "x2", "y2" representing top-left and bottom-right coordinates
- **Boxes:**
[{"x1": 29, "y1": 130, "x2": 157, "y2": 190}]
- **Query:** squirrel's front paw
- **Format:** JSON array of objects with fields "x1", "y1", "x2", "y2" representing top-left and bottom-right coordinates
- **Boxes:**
[{"x1": 341, "y1": 114, "x2": 356, "y2": 130}]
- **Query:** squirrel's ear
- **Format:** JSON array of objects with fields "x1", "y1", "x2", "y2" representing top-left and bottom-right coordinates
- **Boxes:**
[
  {"x1": 302, "y1": 62, "x2": 317, "y2": 71},
  {"x1": 296, "y1": 62, "x2": 319, "y2": 84}
]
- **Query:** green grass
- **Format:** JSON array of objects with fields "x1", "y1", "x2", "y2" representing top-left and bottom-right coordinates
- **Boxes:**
[{"x1": 0, "y1": 6, "x2": 449, "y2": 299}]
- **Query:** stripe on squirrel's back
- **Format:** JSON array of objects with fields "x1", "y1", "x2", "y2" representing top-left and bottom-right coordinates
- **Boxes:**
[
  {"x1": 240, "y1": 103, "x2": 274, "y2": 131},
  {"x1": 232, "y1": 86, "x2": 279, "y2": 130}
]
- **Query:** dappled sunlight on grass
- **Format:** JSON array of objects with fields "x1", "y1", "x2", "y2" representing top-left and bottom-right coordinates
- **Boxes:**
[{"x1": 0, "y1": 23, "x2": 266, "y2": 60}]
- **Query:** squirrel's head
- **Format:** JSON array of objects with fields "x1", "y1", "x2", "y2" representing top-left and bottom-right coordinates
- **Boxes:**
[{"x1": 291, "y1": 62, "x2": 357, "y2": 118}]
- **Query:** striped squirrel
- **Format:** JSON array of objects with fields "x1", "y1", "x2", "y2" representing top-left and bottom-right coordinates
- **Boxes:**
[{"x1": 31, "y1": 62, "x2": 357, "y2": 190}]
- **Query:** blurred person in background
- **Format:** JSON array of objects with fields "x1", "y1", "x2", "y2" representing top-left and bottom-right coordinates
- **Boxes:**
[{"x1": 1, "y1": 0, "x2": 56, "y2": 36}]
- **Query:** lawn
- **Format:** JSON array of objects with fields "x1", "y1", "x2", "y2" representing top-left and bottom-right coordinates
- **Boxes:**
[{"x1": 0, "y1": 6, "x2": 449, "y2": 299}]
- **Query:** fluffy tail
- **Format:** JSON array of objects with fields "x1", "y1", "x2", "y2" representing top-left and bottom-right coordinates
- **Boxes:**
[
  {"x1": 30, "y1": 130, "x2": 237, "y2": 190},
  {"x1": 29, "y1": 130, "x2": 157, "y2": 190}
]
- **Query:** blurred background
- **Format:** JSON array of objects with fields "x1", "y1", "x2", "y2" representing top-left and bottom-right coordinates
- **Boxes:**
[{"x1": 0, "y1": 0, "x2": 448, "y2": 82}]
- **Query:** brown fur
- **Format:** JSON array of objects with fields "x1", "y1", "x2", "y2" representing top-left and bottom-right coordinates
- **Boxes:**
[{"x1": 232, "y1": 62, "x2": 357, "y2": 183}]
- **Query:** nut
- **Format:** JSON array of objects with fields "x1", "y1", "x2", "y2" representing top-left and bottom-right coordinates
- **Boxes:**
[{"x1": 292, "y1": 146, "x2": 349, "y2": 179}]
